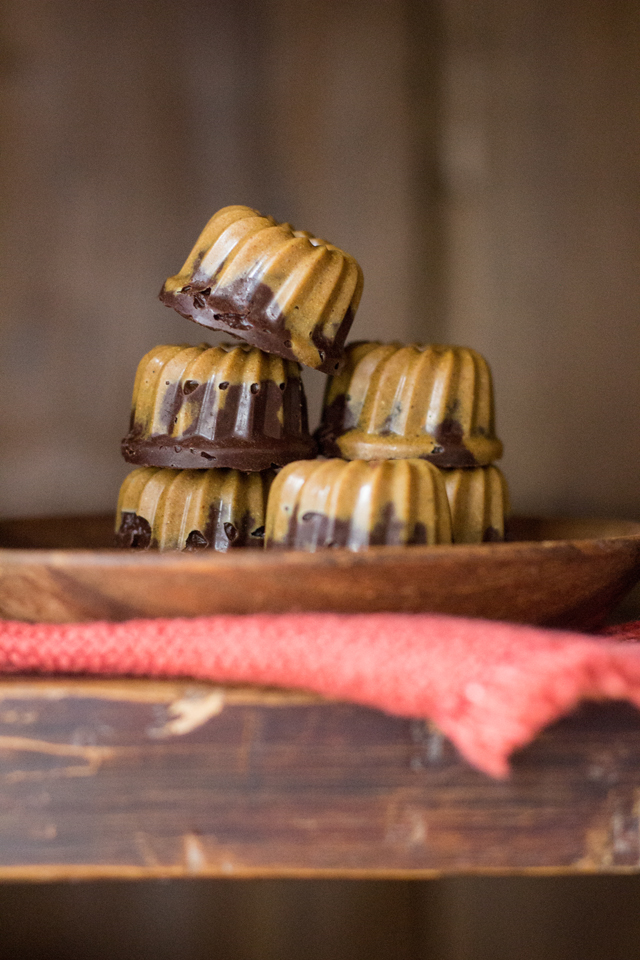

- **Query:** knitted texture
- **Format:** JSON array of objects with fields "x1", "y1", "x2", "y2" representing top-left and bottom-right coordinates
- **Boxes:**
[{"x1": 0, "y1": 614, "x2": 639, "y2": 777}]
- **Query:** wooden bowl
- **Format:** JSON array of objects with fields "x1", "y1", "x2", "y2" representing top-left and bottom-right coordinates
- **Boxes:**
[{"x1": 0, "y1": 514, "x2": 639, "y2": 628}]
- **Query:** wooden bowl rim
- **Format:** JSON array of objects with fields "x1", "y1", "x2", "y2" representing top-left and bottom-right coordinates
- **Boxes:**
[{"x1": 0, "y1": 515, "x2": 639, "y2": 570}]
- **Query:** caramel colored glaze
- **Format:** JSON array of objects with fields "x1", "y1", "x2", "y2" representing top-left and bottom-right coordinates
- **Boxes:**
[
  {"x1": 116, "y1": 467, "x2": 274, "y2": 552},
  {"x1": 440, "y1": 465, "x2": 510, "y2": 544},
  {"x1": 121, "y1": 342, "x2": 316, "y2": 471},
  {"x1": 159, "y1": 205, "x2": 363, "y2": 374},
  {"x1": 318, "y1": 342, "x2": 503, "y2": 467},
  {"x1": 265, "y1": 458, "x2": 452, "y2": 552}
]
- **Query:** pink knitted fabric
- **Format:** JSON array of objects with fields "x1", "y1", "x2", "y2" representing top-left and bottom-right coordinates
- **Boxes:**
[{"x1": 0, "y1": 613, "x2": 639, "y2": 777}]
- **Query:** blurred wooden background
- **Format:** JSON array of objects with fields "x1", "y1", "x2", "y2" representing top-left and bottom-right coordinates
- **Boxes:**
[
  {"x1": 1, "y1": 0, "x2": 638, "y2": 519},
  {"x1": 0, "y1": 0, "x2": 639, "y2": 953}
]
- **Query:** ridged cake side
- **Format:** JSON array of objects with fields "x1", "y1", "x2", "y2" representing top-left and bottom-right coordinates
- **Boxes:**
[
  {"x1": 440, "y1": 466, "x2": 510, "y2": 543},
  {"x1": 318, "y1": 342, "x2": 503, "y2": 467},
  {"x1": 116, "y1": 466, "x2": 274, "y2": 551},
  {"x1": 121, "y1": 342, "x2": 316, "y2": 471},
  {"x1": 160, "y1": 205, "x2": 363, "y2": 374},
  {"x1": 265, "y1": 458, "x2": 452, "y2": 551}
]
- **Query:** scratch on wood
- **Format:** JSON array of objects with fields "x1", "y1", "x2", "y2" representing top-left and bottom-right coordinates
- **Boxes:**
[
  {"x1": 612, "y1": 789, "x2": 640, "y2": 866},
  {"x1": 147, "y1": 689, "x2": 225, "y2": 738},
  {"x1": 385, "y1": 805, "x2": 428, "y2": 848},
  {"x1": 0, "y1": 735, "x2": 114, "y2": 781},
  {"x1": 237, "y1": 709, "x2": 262, "y2": 774},
  {"x1": 409, "y1": 719, "x2": 445, "y2": 770},
  {"x1": 578, "y1": 824, "x2": 615, "y2": 869},
  {"x1": 384, "y1": 789, "x2": 429, "y2": 849},
  {"x1": 577, "y1": 788, "x2": 640, "y2": 869}
]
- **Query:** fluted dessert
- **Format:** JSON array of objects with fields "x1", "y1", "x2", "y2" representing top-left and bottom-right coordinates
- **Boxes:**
[
  {"x1": 160, "y1": 205, "x2": 363, "y2": 374},
  {"x1": 121, "y1": 342, "x2": 316, "y2": 471},
  {"x1": 116, "y1": 466, "x2": 274, "y2": 551},
  {"x1": 318, "y1": 341, "x2": 503, "y2": 467},
  {"x1": 265, "y1": 458, "x2": 452, "y2": 551},
  {"x1": 440, "y1": 465, "x2": 510, "y2": 543}
]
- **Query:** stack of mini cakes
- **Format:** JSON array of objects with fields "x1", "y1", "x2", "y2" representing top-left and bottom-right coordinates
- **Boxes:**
[
  {"x1": 264, "y1": 342, "x2": 509, "y2": 550},
  {"x1": 117, "y1": 203, "x2": 508, "y2": 553},
  {"x1": 115, "y1": 206, "x2": 362, "y2": 551}
]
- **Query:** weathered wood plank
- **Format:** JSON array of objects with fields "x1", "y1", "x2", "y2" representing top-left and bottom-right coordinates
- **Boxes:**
[{"x1": 0, "y1": 679, "x2": 638, "y2": 878}]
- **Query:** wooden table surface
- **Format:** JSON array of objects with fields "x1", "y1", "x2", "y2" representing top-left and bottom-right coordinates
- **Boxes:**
[
  {"x1": 0, "y1": 677, "x2": 639, "y2": 880},
  {"x1": 1, "y1": 516, "x2": 640, "y2": 880}
]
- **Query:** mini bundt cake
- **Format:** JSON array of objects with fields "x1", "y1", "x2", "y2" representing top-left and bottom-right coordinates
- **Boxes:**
[
  {"x1": 116, "y1": 466, "x2": 274, "y2": 551},
  {"x1": 159, "y1": 205, "x2": 363, "y2": 374},
  {"x1": 440, "y1": 465, "x2": 510, "y2": 543},
  {"x1": 121, "y1": 342, "x2": 316, "y2": 471},
  {"x1": 318, "y1": 342, "x2": 503, "y2": 467},
  {"x1": 265, "y1": 458, "x2": 452, "y2": 551}
]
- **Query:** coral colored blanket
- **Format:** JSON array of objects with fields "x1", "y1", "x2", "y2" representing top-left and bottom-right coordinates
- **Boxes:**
[{"x1": 0, "y1": 613, "x2": 639, "y2": 777}]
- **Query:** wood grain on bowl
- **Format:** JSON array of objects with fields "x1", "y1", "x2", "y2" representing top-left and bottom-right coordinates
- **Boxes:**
[{"x1": 0, "y1": 515, "x2": 639, "y2": 628}]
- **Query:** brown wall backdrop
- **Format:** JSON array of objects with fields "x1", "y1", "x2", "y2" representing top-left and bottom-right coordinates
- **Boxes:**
[
  {"x1": 1, "y1": 2, "x2": 640, "y2": 954},
  {"x1": 0, "y1": 0, "x2": 639, "y2": 520}
]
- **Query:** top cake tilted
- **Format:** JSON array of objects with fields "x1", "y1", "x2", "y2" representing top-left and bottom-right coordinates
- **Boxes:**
[
  {"x1": 317, "y1": 341, "x2": 503, "y2": 467},
  {"x1": 160, "y1": 205, "x2": 363, "y2": 374}
]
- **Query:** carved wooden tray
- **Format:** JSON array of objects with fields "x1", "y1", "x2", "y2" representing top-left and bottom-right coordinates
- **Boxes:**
[{"x1": 0, "y1": 514, "x2": 639, "y2": 628}]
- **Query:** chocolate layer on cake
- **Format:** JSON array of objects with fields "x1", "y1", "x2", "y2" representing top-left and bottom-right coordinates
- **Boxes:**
[
  {"x1": 121, "y1": 342, "x2": 316, "y2": 471},
  {"x1": 159, "y1": 205, "x2": 363, "y2": 374}
]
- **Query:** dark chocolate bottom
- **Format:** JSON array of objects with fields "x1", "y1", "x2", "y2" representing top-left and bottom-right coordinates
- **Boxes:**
[
  {"x1": 115, "y1": 512, "x2": 153, "y2": 549},
  {"x1": 180, "y1": 311, "x2": 345, "y2": 376},
  {"x1": 161, "y1": 287, "x2": 348, "y2": 375},
  {"x1": 266, "y1": 504, "x2": 430, "y2": 552},
  {"x1": 419, "y1": 448, "x2": 479, "y2": 469},
  {"x1": 121, "y1": 434, "x2": 317, "y2": 472},
  {"x1": 115, "y1": 511, "x2": 265, "y2": 552}
]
